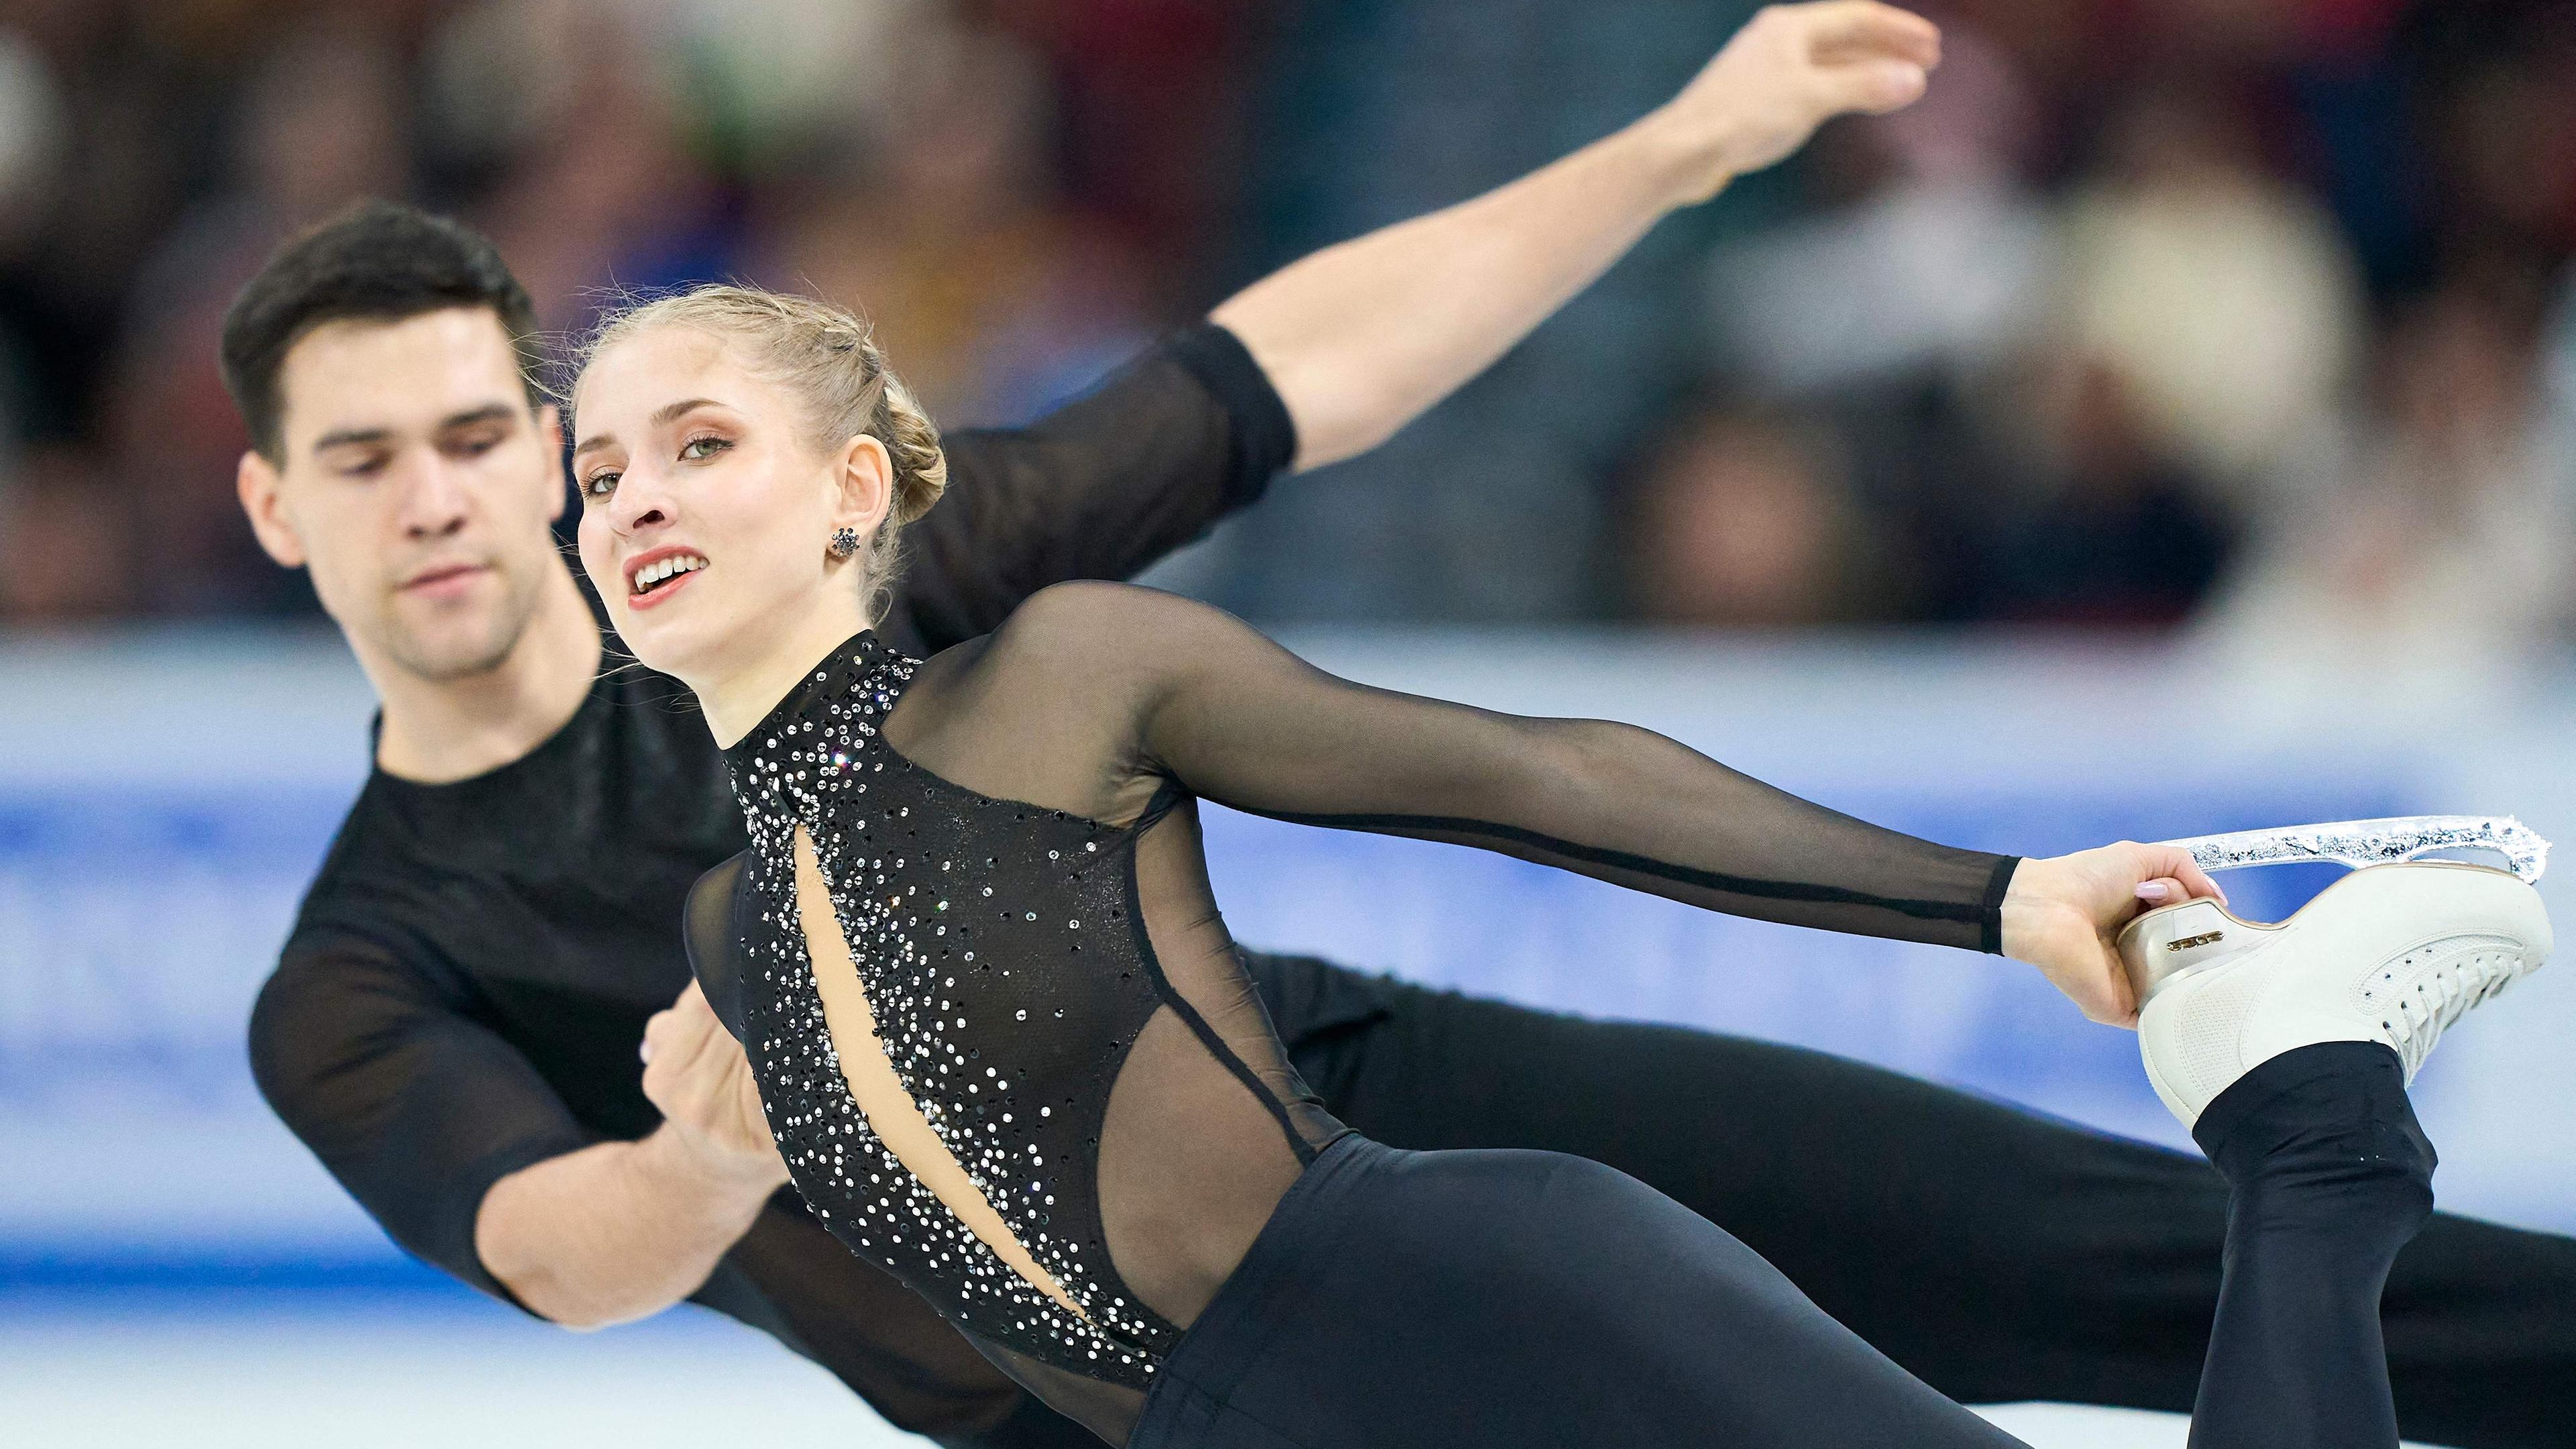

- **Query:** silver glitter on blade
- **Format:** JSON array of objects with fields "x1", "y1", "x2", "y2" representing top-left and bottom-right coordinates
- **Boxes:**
[{"x1": 2155, "y1": 815, "x2": 2551, "y2": 884}]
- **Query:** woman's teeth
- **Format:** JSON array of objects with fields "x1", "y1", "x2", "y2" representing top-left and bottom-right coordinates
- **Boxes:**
[{"x1": 633, "y1": 553, "x2": 707, "y2": 594}]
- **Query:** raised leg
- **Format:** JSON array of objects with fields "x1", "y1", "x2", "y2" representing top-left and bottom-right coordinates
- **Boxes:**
[
  {"x1": 1264, "y1": 956, "x2": 2576, "y2": 1447},
  {"x1": 2188, "y1": 1042, "x2": 2434, "y2": 1449}
]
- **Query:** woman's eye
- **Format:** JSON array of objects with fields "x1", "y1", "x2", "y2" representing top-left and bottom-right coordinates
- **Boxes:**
[
  {"x1": 680, "y1": 435, "x2": 731, "y2": 462},
  {"x1": 583, "y1": 470, "x2": 621, "y2": 498}
]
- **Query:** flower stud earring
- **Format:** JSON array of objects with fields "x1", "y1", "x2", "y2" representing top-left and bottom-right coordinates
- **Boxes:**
[{"x1": 828, "y1": 526, "x2": 861, "y2": 559}]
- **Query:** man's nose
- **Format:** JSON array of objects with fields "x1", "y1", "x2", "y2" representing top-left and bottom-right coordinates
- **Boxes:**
[{"x1": 395, "y1": 451, "x2": 472, "y2": 539}]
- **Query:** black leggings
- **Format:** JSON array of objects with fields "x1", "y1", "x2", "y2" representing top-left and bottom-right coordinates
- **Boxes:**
[
  {"x1": 1124, "y1": 1040, "x2": 2430, "y2": 1448},
  {"x1": 1272, "y1": 960, "x2": 2573, "y2": 1448}
]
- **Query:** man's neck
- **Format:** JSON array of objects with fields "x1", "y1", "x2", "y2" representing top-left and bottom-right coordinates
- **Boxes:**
[{"x1": 370, "y1": 564, "x2": 605, "y2": 784}]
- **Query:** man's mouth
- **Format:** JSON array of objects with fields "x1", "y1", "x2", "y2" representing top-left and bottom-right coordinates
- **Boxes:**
[
  {"x1": 401, "y1": 561, "x2": 490, "y2": 596},
  {"x1": 626, "y1": 549, "x2": 708, "y2": 604}
]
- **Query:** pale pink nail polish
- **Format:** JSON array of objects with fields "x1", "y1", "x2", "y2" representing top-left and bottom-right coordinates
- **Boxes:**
[{"x1": 2135, "y1": 881, "x2": 2171, "y2": 904}]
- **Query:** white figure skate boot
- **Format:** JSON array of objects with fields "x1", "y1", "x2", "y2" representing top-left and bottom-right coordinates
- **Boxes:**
[{"x1": 2122, "y1": 862, "x2": 2550, "y2": 1128}]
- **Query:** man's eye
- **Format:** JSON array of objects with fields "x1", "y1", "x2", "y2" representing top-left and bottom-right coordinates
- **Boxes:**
[
  {"x1": 583, "y1": 470, "x2": 621, "y2": 498},
  {"x1": 680, "y1": 435, "x2": 731, "y2": 462}
]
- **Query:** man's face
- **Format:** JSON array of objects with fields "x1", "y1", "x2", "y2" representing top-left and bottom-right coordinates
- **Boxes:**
[{"x1": 238, "y1": 309, "x2": 566, "y2": 683}]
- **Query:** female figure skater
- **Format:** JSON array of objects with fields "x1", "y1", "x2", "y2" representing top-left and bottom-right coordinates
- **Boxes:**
[{"x1": 570, "y1": 286, "x2": 2545, "y2": 1448}]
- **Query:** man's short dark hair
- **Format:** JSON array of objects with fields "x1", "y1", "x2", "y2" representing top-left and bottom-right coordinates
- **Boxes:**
[{"x1": 219, "y1": 199, "x2": 543, "y2": 462}]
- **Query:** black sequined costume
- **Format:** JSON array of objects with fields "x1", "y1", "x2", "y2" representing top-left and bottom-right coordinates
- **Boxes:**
[
  {"x1": 686, "y1": 582, "x2": 2055, "y2": 1444},
  {"x1": 700, "y1": 643, "x2": 1345, "y2": 1408}
]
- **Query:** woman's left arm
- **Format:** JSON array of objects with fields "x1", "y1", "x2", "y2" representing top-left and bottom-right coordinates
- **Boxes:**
[{"x1": 1044, "y1": 584, "x2": 2220, "y2": 1025}]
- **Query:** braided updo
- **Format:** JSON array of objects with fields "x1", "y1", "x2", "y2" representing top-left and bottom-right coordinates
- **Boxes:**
[{"x1": 580, "y1": 285, "x2": 947, "y2": 620}]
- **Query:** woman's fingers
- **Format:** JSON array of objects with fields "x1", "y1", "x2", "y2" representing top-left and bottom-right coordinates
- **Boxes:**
[
  {"x1": 643, "y1": 982, "x2": 727, "y2": 1083},
  {"x1": 2178, "y1": 860, "x2": 2229, "y2": 909},
  {"x1": 2133, "y1": 875, "x2": 2188, "y2": 906},
  {"x1": 640, "y1": 1007, "x2": 674, "y2": 1065},
  {"x1": 2137, "y1": 843, "x2": 2229, "y2": 908}
]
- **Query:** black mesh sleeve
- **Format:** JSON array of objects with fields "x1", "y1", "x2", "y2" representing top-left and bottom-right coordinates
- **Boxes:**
[
  {"x1": 684, "y1": 854, "x2": 751, "y2": 1042},
  {"x1": 890, "y1": 325, "x2": 1295, "y2": 654},
  {"x1": 966, "y1": 584, "x2": 2019, "y2": 953},
  {"x1": 247, "y1": 935, "x2": 601, "y2": 1306}
]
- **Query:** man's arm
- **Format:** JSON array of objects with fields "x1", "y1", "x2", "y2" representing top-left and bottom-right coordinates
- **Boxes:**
[
  {"x1": 474, "y1": 983, "x2": 788, "y2": 1328},
  {"x1": 1212, "y1": 1, "x2": 1939, "y2": 470},
  {"x1": 896, "y1": 329, "x2": 1290, "y2": 653},
  {"x1": 254, "y1": 935, "x2": 1045, "y2": 1432},
  {"x1": 248, "y1": 939, "x2": 772, "y2": 1328}
]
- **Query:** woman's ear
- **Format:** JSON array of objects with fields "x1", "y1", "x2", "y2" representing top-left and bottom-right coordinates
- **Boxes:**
[{"x1": 830, "y1": 434, "x2": 895, "y2": 542}]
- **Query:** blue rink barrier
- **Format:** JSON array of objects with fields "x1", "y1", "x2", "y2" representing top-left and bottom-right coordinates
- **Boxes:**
[{"x1": 3, "y1": 629, "x2": 2570, "y2": 1297}]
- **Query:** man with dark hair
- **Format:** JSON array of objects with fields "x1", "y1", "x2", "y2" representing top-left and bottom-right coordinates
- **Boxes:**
[
  {"x1": 221, "y1": 201, "x2": 546, "y2": 460},
  {"x1": 233, "y1": 10, "x2": 2574, "y2": 1448}
]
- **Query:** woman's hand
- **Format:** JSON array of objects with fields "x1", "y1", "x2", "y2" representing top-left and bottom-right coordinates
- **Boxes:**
[
  {"x1": 641, "y1": 981, "x2": 789, "y2": 1190},
  {"x1": 2000, "y1": 844, "x2": 2230, "y2": 1027}
]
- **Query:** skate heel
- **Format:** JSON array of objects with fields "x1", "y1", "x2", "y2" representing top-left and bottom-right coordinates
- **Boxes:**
[{"x1": 2118, "y1": 898, "x2": 2270, "y2": 1006}]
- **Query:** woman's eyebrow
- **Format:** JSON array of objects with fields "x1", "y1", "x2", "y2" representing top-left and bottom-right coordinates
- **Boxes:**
[{"x1": 572, "y1": 397, "x2": 724, "y2": 460}]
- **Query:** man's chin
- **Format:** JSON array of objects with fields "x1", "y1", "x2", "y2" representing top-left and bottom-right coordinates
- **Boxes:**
[
  {"x1": 379, "y1": 600, "x2": 530, "y2": 684},
  {"x1": 385, "y1": 628, "x2": 524, "y2": 684}
]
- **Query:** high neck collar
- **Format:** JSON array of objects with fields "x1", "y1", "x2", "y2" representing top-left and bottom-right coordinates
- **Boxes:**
[{"x1": 720, "y1": 628, "x2": 901, "y2": 767}]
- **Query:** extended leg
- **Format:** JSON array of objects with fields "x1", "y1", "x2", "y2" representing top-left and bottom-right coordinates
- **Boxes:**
[
  {"x1": 1271, "y1": 959, "x2": 2576, "y2": 1446},
  {"x1": 2188, "y1": 1042, "x2": 2434, "y2": 1449}
]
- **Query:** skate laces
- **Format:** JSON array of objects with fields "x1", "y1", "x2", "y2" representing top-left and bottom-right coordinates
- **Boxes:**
[{"x1": 2360, "y1": 939, "x2": 2520, "y2": 1076}]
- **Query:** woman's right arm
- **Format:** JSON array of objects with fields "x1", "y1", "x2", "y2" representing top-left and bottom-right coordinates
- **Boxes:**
[{"x1": 975, "y1": 583, "x2": 2219, "y2": 1023}]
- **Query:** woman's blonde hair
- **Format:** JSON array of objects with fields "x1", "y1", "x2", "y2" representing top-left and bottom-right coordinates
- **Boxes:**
[{"x1": 580, "y1": 284, "x2": 947, "y2": 621}]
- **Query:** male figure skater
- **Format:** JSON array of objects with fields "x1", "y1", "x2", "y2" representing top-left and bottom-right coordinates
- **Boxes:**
[{"x1": 230, "y1": 7, "x2": 2571, "y2": 1446}]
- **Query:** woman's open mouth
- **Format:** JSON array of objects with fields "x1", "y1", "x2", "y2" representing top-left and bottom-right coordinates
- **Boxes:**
[{"x1": 626, "y1": 549, "x2": 708, "y2": 609}]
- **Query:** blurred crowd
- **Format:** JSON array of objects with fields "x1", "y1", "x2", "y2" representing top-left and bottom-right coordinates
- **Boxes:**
[
  {"x1": 0, "y1": 0, "x2": 2572, "y2": 664},
  {"x1": 0, "y1": 0, "x2": 1257, "y2": 619}
]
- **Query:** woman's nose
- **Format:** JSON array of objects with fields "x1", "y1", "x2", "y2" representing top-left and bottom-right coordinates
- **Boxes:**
[{"x1": 610, "y1": 471, "x2": 674, "y2": 534}]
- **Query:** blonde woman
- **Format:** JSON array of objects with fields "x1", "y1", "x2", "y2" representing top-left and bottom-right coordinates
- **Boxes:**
[{"x1": 569, "y1": 284, "x2": 2540, "y2": 1448}]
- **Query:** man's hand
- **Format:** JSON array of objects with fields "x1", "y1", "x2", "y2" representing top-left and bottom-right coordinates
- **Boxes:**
[
  {"x1": 2001, "y1": 845, "x2": 2232, "y2": 1028},
  {"x1": 1642, "y1": 1, "x2": 1942, "y2": 205},
  {"x1": 641, "y1": 982, "x2": 788, "y2": 1192}
]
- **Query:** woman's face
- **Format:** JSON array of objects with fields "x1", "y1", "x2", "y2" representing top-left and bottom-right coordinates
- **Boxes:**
[{"x1": 572, "y1": 325, "x2": 866, "y2": 689}]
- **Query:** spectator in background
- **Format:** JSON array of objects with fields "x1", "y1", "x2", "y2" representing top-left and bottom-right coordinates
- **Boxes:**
[
  {"x1": 1625, "y1": 403, "x2": 1874, "y2": 626},
  {"x1": 1, "y1": 0, "x2": 2572, "y2": 634},
  {"x1": 433, "y1": 0, "x2": 738, "y2": 335},
  {"x1": 108, "y1": 15, "x2": 412, "y2": 615},
  {"x1": 2053, "y1": 83, "x2": 2365, "y2": 514},
  {"x1": 1962, "y1": 352, "x2": 2233, "y2": 628},
  {"x1": 1693, "y1": 16, "x2": 2059, "y2": 625},
  {"x1": 0, "y1": 12, "x2": 137, "y2": 623},
  {"x1": 2196, "y1": 265, "x2": 2576, "y2": 685},
  {"x1": 1703, "y1": 19, "x2": 2051, "y2": 397},
  {"x1": 0, "y1": 445, "x2": 136, "y2": 620},
  {"x1": 1691, "y1": 22, "x2": 2255, "y2": 631},
  {"x1": 745, "y1": 22, "x2": 1152, "y2": 427},
  {"x1": 0, "y1": 23, "x2": 64, "y2": 433}
]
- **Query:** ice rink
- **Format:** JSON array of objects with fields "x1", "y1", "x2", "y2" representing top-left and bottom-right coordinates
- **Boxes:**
[
  {"x1": 7, "y1": 632, "x2": 2559, "y2": 1449},
  {"x1": 0, "y1": 1291, "x2": 2448, "y2": 1448}
]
